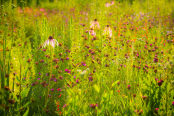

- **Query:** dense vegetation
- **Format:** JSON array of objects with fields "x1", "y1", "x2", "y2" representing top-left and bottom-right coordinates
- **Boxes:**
[{"x1": 0, "y1": 0, "x2": 174, "y2": 115}]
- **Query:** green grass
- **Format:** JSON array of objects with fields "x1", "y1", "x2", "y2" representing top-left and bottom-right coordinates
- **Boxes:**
[{"x1": 0, "y1": 0, "x2": 174, "y2": 115}]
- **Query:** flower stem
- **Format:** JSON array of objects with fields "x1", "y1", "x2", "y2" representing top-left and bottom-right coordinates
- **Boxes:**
[{"x1": 46, "y1": 45, "x2": 53, "y2": 108}]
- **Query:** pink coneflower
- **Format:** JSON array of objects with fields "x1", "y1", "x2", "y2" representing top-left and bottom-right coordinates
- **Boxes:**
[
  {"x1": 105, "y1": 2, "x2": 110, "y2": 7},
  {"x1": 43, "y1": 36, "x2": 58, "y2": 48},
  {"x1": 110, "y1": 1, "x2": 115, "y2": 5},
  {"x1": 40, "y1": 8, "x2": 45, "y2": 12},
  {"x1": 103, "y1": 25, "x2": 112, "y2": 38},
  {"x1": 90, "y1": 19, "x2": 100, "y2": 30},
  {"x1": 89, "y1": 28, "x2": 96, "y2": 36}
]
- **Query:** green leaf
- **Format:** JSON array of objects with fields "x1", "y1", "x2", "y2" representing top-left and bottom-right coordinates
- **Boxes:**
[
  {"x1": 16, "y1": 76, "x2": 20, "y2": 83},
  {"x1": 110, "y1": 90, "x2": 113, "y2": 98},
  {"x1": 167, "y1": 83, "x2": 170, "y2": 93},
  {"x1": 23, "y1": 101, "x2": 31, "y2": 108},
  {"x1": 112, "y1": 80, "x2": 119, "y2": 87},
  {"x1": 12, "y1": 92, "x2": 18, "y2": 102},
  {"x1": 21, "y1": 88, "x2": 30, "y2": 98},
  {"x1": 23, "y1": 108, "x2": 29, "y2": 116},
  {"x1": 93, "y1": 84, "x2": 100, "y2": 93}
]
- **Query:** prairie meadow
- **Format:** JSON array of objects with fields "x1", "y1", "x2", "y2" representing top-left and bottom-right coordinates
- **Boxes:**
[{"x1": 0, "y1": 0, "x2": 174, "y2": 115}]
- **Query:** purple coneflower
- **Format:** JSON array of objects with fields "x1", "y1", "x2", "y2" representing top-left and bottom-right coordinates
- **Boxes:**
[
  {"x1": 103, "y1": 25, "x2": 112, "y2": 38},
  {"x1": 105, "y1": 2, "x2": 110, "y2": 7},
  {"x1": 110, "y1": 1, "x2": 115, "y2": 5},
  {"x1": 90, "y1": 19, "x2": 100, "y2": 30},
  {"x1": 43, "y1": 36, "x2": 58, "y2": 48}
]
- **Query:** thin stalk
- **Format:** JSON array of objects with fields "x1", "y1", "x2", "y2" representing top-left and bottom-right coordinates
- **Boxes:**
[
  {"x1": 0, "y1": 4, "x2": 3, "y2": 24},
  {"x1": 46, "y1": 45, "x2": 53, "y2": 108},
  {"x1": 8, "y1": 4, "x2": 15, "y2": 89},
  {"x1": 19, "y1": 54, "x2": 22, "y2": 115},
  {"x1": 166, "y1": 70, "x2": 168, "y2": 116},
  {"x1": 19, "y1": 1, "x2": 25, "y2": 115}
]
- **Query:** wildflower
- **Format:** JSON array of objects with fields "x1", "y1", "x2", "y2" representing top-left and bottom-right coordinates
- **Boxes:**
[
  {"x1": 51, "y1": 88, "x2": 54, "y2": 92},
  {"x1": 13, "y1": 72, "x2": 17, "y2": 76},
  {"x1": 57, "y1": 88, "x2": 61, "y2": 91},
  {"x1": 43, "y1": 36, "x2": 58, "y2": 48},
  {"x1": 90, "y1": 19, "x2": 100, "y2": 30},
  {"x1": 66, "y1": 57, "x2": 69, "y2": 60},
  {"x1": 142, "y1": 96, "x2": 147, "y2": 100},
  {"x1": 81, "y1": 61, "x2": 86, "y2": 66},
  {"x1": 54, "y1": 78, "x2": 58, "y2": 82},
  {"x1": 35, "y1": 62, "x2": 38, "y2": 65},
  {"x1": 158, "y1": 80, "x2": 164, "y2": 86},
  {"x1": 110, "y1": 1, "x2": 115, "y2": 5},
  {"x1": 40, "y1": 8, "x2": 45, "y2": 12},
  {"x1": 54, "y1": 65, "x2": 59, "y2": 69},
  {"x1": 5, "y1": 74, "x2": 9, "y2": 78},
  {"x1": 155, "y1": 77, "x2": 158, "y2": 81},
  {"x1": 8, "y1": 99, "x2": 15, "y2": 104},
  {"x1": 76, "y1": 79, "x2": 80, "y2": 83},
  {"x1": 105, "y1": 2, "x2": 110, "y2": 7},
  {"x1": 59, "y1": 94, "x2": 62, "y2": 97},
  {"x1": 154, "y1": 57, "x2": 158, "y2": 63},
  {"x1": 45, "y1": 109, "x2": 49, "y2": 114},
  {"x1": 46, "y1": 73, "x2": 49, "y2": 76},
  {"x1": 27, "y1": 59, "x2": 31, "y2": 63},
  {"x1": 89, "y1": 28, "x2": 96, "y2": 36},
  {"x1": 134, "y1": 110, "x2": 143, "y2": 115},
  {"x1": 90, "y1": 104, "x2": 98, "y2": 109},
  {"x1": 127, "y1": 85, "x2": 131, "y2": 90},
  {"x1": 38, "y1": 72, "x2": 41, "y2": 75},
  {"x1": 117, "y1": 82, "x2": 120, "y2": 85},
  {"x1": 42, "y1": 49, "x2": 46, "y2": 51},
  {"x1": 59, "y1": 76, "x2": 63, "y2": 80},
  {"x1": 103, "y1": 25, "x2": 112, "y2": 38},
  {"x1": 41, "y1": 81, "x2": 47, "y2": 87},
  {"x1": 133, "y1": 94, "x2": 136, "y2": 98},
  {"x1": 88, "y1": 76, "x2": 93, "y2": 82},
  {"x1": 4, "y1": 86, "x2": 10, "y2": 91},
  {"x1": 63, "y1": 104, "x2": 67, "y2": 108},
  {"x1": 40, "y1": 59, "x2": 44, "y2": 63},
  {"x1": 65, "y1": 69, "x2": 71, "y2": 74},
  {"x1": 154, "y1": 108, "x2": 159, "y2": 114},
  {"x1": 48, "y1": 94, "x2": 51, "y2": 98},
  {"x1": 172, "y1": 101, "x2": 174, "y2": 105}
]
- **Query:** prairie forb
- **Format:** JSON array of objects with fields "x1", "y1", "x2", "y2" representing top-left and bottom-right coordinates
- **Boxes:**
[{"x1": 43, "y1": 36, "x2": 58, "y2": 48}]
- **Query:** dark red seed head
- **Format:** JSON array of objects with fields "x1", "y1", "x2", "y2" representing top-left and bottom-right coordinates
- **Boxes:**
[{"x1": 49, "y1": 36, "x2": 53, "y2": 40}]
